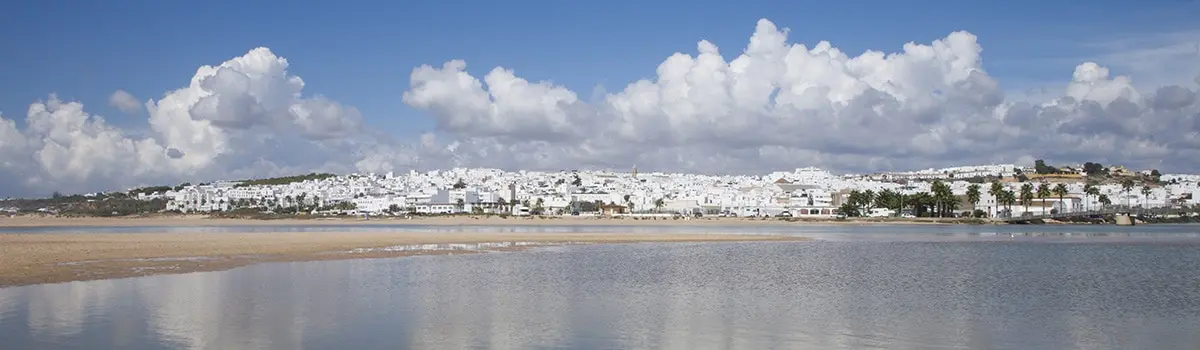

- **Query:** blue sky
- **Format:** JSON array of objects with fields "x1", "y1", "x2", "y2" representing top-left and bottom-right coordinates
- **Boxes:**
[{"x1": 2, "y1": 0, "x2": 1196, "y2": 140}]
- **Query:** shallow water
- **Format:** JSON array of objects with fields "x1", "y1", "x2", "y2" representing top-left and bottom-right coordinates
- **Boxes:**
[{"x1": 2, "y1": 225, "x2": 1199, "y2": 349}]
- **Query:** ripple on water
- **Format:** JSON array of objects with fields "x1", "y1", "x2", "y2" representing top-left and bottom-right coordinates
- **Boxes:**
[{"x1": 1, "y1": 231, "x2": 1199, "y2": 349}]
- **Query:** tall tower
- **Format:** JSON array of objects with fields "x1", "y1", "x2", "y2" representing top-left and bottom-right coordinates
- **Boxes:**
[{"x1": 632, "y1": 165, "x2": 638, "y2": 179}]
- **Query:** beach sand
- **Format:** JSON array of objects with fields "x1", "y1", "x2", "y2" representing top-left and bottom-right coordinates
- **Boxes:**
[
  {"x1": 0, "y1": 231, "x2": 805, "y2": 288},
  {"x1": 0, "y1": 214, "x2": 975, "y2": 227}
]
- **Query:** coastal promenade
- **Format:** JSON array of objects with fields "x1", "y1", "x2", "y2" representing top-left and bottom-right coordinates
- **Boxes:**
[{"x1": 998, "y1": 206, "x2": 1199, "y2": 223}]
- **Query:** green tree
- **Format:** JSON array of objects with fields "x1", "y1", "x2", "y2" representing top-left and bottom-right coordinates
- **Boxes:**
[
  {"x1": 930, "y1": 180, "x2": 955, "y2": 217},
  {"x1": 838, "y1": 202, "x2": 861, "y2": 217},
  {"x1": 1081, "y1": 184, "x2": 1094, "y2": 212},
  {"x1": 988, "y1": 181, "x2": 1005, "y2": 215},
  {"x1": 1120, "y1": 178, "x2": 1135, "y2": 207},
  {"x1": 1141, "y1": 185, "x2": 1152, "y2": 208},
  {"x1": 874, "y1": 189, "x2": 897, "y2": 213},
  {"x1": 452, "y1": 179, "x2": 467, "y2": 190},
  {"x1": 908, "y1": 192, "x2": 934, "y2": 217},
  {"x1": 1019, "y1": 183, "x2": 1034, "y2": 213},
  {"x1": 844, "y1": 190, "x2": 862, "y2": 216},
  {"x1": 966, "y1": 184, "x2": 981, "y2": 216},
  {"x1": 1036, "y1": 183, "x2": 1051, "y2": 215},
  {"x1": 455, "y1": 198, "x2": 465, "y2": 213},
  {"x1": 1034, "y1": 159, "x2": 1058, "y2": 174},
  {"x1": 998, "y1": 190, "x2": 1016, "y2": 217},
  {"x1": 654, "y1": 198, "x2": 665, "y2": 213},
  {"x1": 1052, "y1": 183, "x2": 1069, "y2": 213},
  {"x1": 1082, "y1": 162, "x2": 1105, "y2": 177},
  {"x1": 1085, "y1": 185, "x2": 1100, "y2": 212},
  {"x1": 1098, "y1": 194, "x2": 1112, "y2": 207}
]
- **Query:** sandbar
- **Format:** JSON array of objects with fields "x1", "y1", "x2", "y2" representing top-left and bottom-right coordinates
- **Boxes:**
[{"x1": 0, "y1": 231, "x2": 804, "y2": 288}]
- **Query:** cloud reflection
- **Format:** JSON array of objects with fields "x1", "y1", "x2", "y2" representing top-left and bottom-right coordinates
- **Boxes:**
[{"x1": 0, "y1": 239, "x2": 1198, "y2": 349}]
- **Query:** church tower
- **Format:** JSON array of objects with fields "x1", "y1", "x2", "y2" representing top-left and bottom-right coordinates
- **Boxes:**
[{"x1": 632, "y1": 165, "x2": 638, "y2": 179}]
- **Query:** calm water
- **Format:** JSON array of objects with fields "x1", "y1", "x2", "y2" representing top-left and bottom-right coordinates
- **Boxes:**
[{"x1": 2, "y1": 225, "x2": 1200, "y2": 349}]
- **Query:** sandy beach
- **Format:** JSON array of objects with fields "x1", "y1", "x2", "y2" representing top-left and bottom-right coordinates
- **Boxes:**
[
  {"x1": 0, "y1": 214, "x2": 981, "y2": 227},
  {"x1": 0, "y1": 231, "x2": 804, "y2": 288}
]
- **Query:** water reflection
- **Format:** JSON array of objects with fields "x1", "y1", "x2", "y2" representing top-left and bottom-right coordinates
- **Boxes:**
[{"x1": 2, "y1": 240, "x2": 1199, "y2": 349}]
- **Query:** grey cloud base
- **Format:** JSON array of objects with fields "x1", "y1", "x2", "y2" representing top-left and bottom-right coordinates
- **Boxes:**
[{"x1": 0, "y1": 19, "x2": 1197, "y2": 196}]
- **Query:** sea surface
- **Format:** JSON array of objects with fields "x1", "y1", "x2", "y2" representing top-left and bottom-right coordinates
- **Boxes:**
[{"x1": 1, "y1": 224, "x2": 1199, "y2": 349}]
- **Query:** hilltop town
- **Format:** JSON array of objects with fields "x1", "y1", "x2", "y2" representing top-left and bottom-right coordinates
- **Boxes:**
[{"x1": 3, "y1": 161, "x2": 1198, "y2": 220}]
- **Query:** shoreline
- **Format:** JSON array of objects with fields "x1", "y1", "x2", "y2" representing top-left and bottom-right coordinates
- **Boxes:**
[
  {"x1": 0, "y1": 215, "x2": 992, "y2": 227},
  {"x1": 0, "y1": 231, "x2": 806, "y2": 288}
]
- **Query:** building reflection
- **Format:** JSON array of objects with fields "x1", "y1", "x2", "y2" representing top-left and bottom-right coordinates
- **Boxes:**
[{"x1": 0, "y1": 241, "x2": 1198, "y2": 349}]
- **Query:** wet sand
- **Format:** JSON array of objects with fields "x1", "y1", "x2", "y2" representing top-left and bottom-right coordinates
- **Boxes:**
[
  {"x1": 0, "y1": 215, "x2": 975, "y2": 227},
  {"x1": 0, "y1": 231, "x2": 805, "y2": 288}
]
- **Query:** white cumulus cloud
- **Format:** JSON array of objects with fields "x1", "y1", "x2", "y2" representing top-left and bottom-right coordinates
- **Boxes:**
[
  {"x1": 1, "y1": 19, "x2": 1198, "y2": 196},
  {"x1": 393, "y1": 18, "x2": 1199, "y2": 176},
  {"x1": 0, "y1": 48, "x2": 367, "y2": 196}
]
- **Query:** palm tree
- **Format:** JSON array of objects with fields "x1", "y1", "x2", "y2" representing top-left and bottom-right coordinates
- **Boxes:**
[
  {"x1": 295, "y1": 193, "x2": 307, "y2": 214},
  {"x1": 455, "y1": 198, "x2": 465, "y2": 213},
  {"x1": 654, "y1": 198, "x2": 665, "y2": 213},
  {"x1": 998, "y1": 190, "x2": 1016, "y2": 217},
  {"x1": 938, "y1": 181, "x2": 956, "y2": 217},
  {"x1": 1099, "y1": 194, "x2": 1112, "y2": 208},
  {"x1": 862, "y1": 190, "x2": 876, "y2": 210},
  {"x1": 1141, "y1": 186, "x2": 1153, "y2": 208},
  {"x1": 1081, "y1": 184, "x2": 1094, "y2": 212},
  {"x1": 1019, "y1": 183, "x2": 1034, "y2": 214},
  {"x1": 988, "y1": 181, "x2": 1004, "y2": 217},
  {"x1": 1052, "y1": 183, "x2": 1069, "y2": 213},
  {"x1": 1036, "y1": 183, "x2": 1051, "y2": 215},
  {"x1": 873, "y1": 189, "x2": 894, "y2": 212},
  {"x1": 1120, "y1": 178, "x2": 1135, "y2": 207},
  {"x1": 534, "y1": 198, "x2": 545, "y2": 215},
  {"x1": 966, "y1": 184, "x2": 981, "y2": 216},
  {"x1": 1085, "y1": 186, "x2": 1100, "y2": 212}
]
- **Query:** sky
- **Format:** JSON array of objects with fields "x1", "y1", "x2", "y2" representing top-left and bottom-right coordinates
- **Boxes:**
[{"x1": 1, "y1": 0, "x2": 1199, "y2": 197}]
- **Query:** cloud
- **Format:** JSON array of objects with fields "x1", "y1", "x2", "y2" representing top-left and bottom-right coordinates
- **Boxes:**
[
  {"x1": 1085, "y1": 29, "x2": 1200, "y2": 89},
  {"x1": 393, "y1": 19, "x2": 1199, "y2": 176},
  {"x1": 3, "y1": 95, "x2": 173, "y2": 194},
  {"x1": 108, "y1": 90, "x2": 142, "y2": 114},
  {"x1": 1, "y1": 19, "x2": 1198, "y2": 197},
  {"x1": 0, "y1": 48, "x2": 368, "y2": 196}
]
